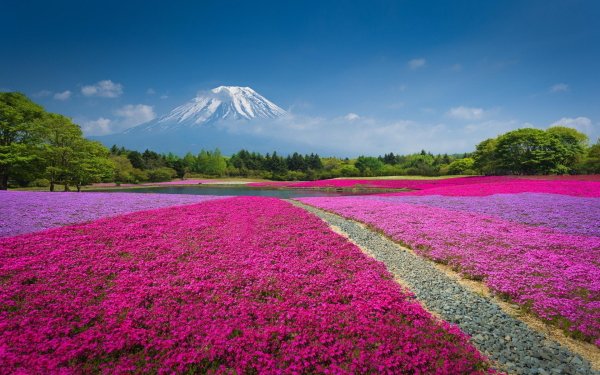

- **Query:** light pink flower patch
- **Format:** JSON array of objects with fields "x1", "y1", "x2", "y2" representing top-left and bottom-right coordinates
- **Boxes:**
[{"x1": 0, "y1": 191, "x2": 226, "y2": 237}]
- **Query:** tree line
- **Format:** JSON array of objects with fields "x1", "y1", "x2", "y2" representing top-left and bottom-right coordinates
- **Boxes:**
[
  {"x1": 2, "y1": 92, "x2": 600, "y2": 190},
  {"x1": 107, "y1": 146, "x2": 475, "y2": 182}
]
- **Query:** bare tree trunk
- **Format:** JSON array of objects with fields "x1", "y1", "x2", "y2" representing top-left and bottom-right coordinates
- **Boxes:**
[
  {"x1": 64, "y1": 184, "x2": 70, "y2": 192},
  {"x1": 76, "y1": 183, "x2": 81, "y2": 192},
  {"x1": 0, "y1": 171, "x2": 8, "y2": 190},
  {"x1": 50, "y1": 180, "x2": 55, "y2": 192}
]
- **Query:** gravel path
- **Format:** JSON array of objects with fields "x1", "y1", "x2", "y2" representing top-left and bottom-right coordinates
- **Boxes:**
[{"x1": 291, "y1": 200, "x2": 599, "y2": 375}]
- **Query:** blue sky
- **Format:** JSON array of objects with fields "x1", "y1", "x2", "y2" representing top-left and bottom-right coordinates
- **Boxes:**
[{"x1": 2, "y1": 0, "x2": 600, "y2": 154}]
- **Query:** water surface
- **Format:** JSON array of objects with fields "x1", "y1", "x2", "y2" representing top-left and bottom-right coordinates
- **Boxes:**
[{"x1": 91, "y1": 186, "x2": 375, "y2": 198}]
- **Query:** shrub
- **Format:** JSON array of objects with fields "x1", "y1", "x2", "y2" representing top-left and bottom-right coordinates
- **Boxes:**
[
  {"x1": 28, "y1": 178, "x2": 50, "y2": 188},
  {"x1": 447, "y1": 158, "x2": 476, "y2": 175},
  {"x1": 147, "y1": 167, "x2": 177, "y2": 182}
]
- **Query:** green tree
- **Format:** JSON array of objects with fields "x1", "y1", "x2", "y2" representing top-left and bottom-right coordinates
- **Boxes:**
[
  {"x1": 400, "y1": 153, "x2": 438, "y2": 176},
  {"x1": 147, "y1": 167, "x2": 177, "y2": 182},
  {"x1": 286, "y1": 152, "x2": 306, "y2": 171},
  {"x1": 0, "y1": 92, "x2": 46, "y2": 189},
  {"x1": 340, "y1": 164, "x2": 360, "y2": 177},
  {"x1": 266, "y1": 151, "x2": 288, "y2": 176},
  {"x1": 172, "y1": 159, "x2": 187, "y2": 179},
  {"x1": 582, "y1": 138, "x2": 600, "y2": 173},
  {"x1": 40, "y1": 113, "x2": 86, "y2": 191},
  {"x1": 197, "y1": 149, "x2": 227, "y2": 176},
  {"x1": 182, "y1": 152, "x2": 196, "y2": 173},
  {"x1": 142, "y1": 149, "x2": 165, "y2": 169},
  {"x1": 494, "y1": 128, "x2": 568, "y2": 175},
  {"x1": 355, "y1": 156, "x2": 384, "y2": 176},
  {"x1": 472, "y1": 138, "x2": 499, "y2": 175},
  {"x1": 66, "y1": 140, "x2": 114, "y2": 191},
  {"x1": 447, "y1": 158, "x2": 475, "y2": 175},
  {"x1": 546, "y1": 126, "x2": 588, "y2": 170},
  {"x1": 127, "y1": 150, "x2": 145, "y2": 169},
  {"x1": 111, "y1": 155, "x2": 147, "y2": 183},
  {"x1": 306, "y1": 153, "x2": 323, "y2": 170}
]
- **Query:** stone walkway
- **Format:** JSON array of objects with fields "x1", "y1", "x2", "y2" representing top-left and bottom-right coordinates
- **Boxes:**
[{"x1": 291, "y1": 200, "x2": 599, "y2": 375}]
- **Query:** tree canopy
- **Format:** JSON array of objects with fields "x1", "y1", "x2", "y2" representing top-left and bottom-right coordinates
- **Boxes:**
[
  {"x1": 473, "y1": 127, "x2": 589, "y2": 175},
  {"x1": 0, "y1": 92, "x2": 113, "y2": 190}
]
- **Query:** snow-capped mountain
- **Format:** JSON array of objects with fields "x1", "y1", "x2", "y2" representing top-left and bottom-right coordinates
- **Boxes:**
[{"x1": 124, "y1": 86, "x2": 287, "y2": 133}]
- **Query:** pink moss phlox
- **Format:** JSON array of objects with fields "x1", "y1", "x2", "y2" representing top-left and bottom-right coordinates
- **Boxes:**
[
  {"x1": 250, "y1": 176, "x2": 600, "y2": 198},
  {"x1": 0, "y1": 197, "x2": 490, "y2": 373}
]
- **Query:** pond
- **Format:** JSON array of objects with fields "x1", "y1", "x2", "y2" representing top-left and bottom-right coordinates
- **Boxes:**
[{"x1": 90, "y1": 185, "x2": 380, "y2": 199}]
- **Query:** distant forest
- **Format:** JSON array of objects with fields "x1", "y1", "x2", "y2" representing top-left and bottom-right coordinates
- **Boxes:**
[
  {"x1": 108, "y1": 146, "x2": 473, "y2": 183},
  {"x1": 106, "y1": 123, "x2": 600, "y2": 183},
  {"x1": 2, "y1": 92, "x2": 600, "y2": 190}
]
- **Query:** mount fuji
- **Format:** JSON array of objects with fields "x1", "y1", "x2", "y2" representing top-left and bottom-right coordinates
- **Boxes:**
[
  {"x1": 124, "y1": 86, "x2": 287, "y2": 134},
  {"x1": 94, "y1": 86, "x2": 293, "y2": 153}
]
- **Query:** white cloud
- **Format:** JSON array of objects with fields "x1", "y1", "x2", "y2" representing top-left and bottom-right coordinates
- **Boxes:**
[
  {"x1": 550, "y1": 116, "x2": 593, "y2": 134},
  {"x1": 344, "y1": 113, "x2": 360, "y2": 121},
  {"x1": 53, "y1": 90, "x2": 71, "y2": 101},
  {"x1": 81, "y1": 117, "x2": 113, "y2": 136},
  {"x1": 81, "y1": 80, "x2": 123, "y2": 98},
  {"x1": 550, "y1": 83, "x2": 569, "y2": 93},
  {"x1": 79, "y1": 104, "x2": 156, "y2": 136},
  {"x1": 215, "y1": 113, "x2": 527, "y2": 155},
  {"x1": 408, "y1": 58, "x2": 426, "y2": 70},
  {"x1": 160, "y1": 95, "x2": 169, "y2": 99},
  {"x1": 114, "y1": 104, "x2": 156, "y2": 127},
  {"x1": 446, "y1": 106, "x2": 485, "y2": 120},
  {"x1": 146, "y1": 88, "x2": 156, "y2": 95}
]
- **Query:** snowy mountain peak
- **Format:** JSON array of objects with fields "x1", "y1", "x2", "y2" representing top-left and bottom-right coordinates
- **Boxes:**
[
  {"x1": 125, "y1": 86, "x2": 287, "y2": 133},
  {"x1": 211, "y1": 85, "x2": 252, "y2": 94}
]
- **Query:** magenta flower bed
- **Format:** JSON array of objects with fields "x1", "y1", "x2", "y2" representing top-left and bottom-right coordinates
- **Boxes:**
[
  {"x1": 374, "y1": 193, "x2": 600, "y2": 237},
  {"x1": 250, "y1": 177, "x2": 600, "y2": 197},
  {"x1": 0, "y1": 197, "x2": 490, "y2": 373},
  {"x1": 0, "y1": 191, "x2": 226, "y2": 237},
  {"x1": 299, "y1": 197, "x2": 600, "y2": 346},
  {"x1": 384, "y1": 180, "x2": 600, "y2": 197}
]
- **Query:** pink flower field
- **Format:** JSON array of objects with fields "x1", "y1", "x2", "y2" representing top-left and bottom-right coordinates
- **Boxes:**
[
  {"x1": 0, "y1": 197, "x2": 491, "y2": 373},
  {"x1": 299, "y1": 195, "x2": 600, "y2": 346},
  {"x1": 251, "y1": 176, "x2": 600, "y2": 197}
]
